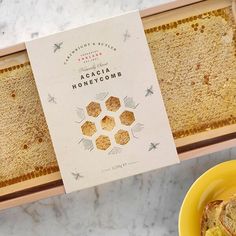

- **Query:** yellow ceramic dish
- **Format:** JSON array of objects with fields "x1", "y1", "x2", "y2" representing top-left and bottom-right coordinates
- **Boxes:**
[{"x1": 179, "y1": 160, "x2": 236, "y2": 236}]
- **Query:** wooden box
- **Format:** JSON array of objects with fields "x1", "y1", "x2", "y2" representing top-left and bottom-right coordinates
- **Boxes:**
[{"x1": 0, "y1": 0, "x2": 235, "y2": 210}]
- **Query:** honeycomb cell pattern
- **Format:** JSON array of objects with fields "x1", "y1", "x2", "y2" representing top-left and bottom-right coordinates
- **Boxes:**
[
  {"x1": 80, "y1": 96, "x2": 136, "y2": 151},
  {"x1": 115, "y1": 130, "x2": 130, "y2": 145},
  {"x1": 105, "y1": 96, "x2": 121, "y2": 112},
  {"x1": 81, "y1": 121, "x2": 97, "y2": 137},
  {"x1": 119, "y1": 111, "x2": 135, "y2": 126},
  {"x1": 96, "y1": 135, "x2": 111, "y2": 150},
  {"x1": 144, "y1": 7, "x2": 236, "y2": 139},
  {"x1": 86, "y1": 101, "x2": 101, "y2": 117},
  {"x1": 101, "y1": 116, "x2": 115, "y2": 131}
]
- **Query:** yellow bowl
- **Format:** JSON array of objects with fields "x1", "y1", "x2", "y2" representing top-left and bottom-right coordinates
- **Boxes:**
[{"x1": 179, "y1": 160, "x2": 236, "y2": 236}]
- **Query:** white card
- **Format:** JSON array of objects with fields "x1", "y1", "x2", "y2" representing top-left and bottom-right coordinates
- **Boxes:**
[{"x1": 26, "y1": 11, "x2": 179, "y2": 193}]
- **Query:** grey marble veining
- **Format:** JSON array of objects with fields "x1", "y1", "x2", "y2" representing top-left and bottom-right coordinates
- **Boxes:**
[
  {"x1": 1, "y1": 149, "x2": 236, "y2": 236},
  {"x1": 0, "y1": 0, "x2": 170, "y2": 49},
  {"x1": 0, "y1": 0, "x2": 236, "y2": 236}
]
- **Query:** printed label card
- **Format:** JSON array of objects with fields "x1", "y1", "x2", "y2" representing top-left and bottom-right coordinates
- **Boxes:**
[{"x1": 26, "y1": 11, "x2": 179, "y2": 193}]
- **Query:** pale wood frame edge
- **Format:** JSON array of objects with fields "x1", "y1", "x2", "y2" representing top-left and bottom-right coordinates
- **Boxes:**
[
  {"x1": 179, "y1": 139, "x2": 236, "y2": 161},
  {"x1": 0, "y1": 42, "x2": 26, "y2": 57},
  {"x1": 140, "y1": 0, "x2": 205, "y2": 18},
  {"x1": 0, "y1": 186, "x2": 65, "y2": 211}
]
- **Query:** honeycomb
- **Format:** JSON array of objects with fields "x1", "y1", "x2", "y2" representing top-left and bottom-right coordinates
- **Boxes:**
[
  {"x1": 96, "y1": 135, "x2": 111, "y2": 150},
  {"x1": 115, "y1": 130, "x2": 130, "y2": 145},
  {"x1": 120, "y1": 111, "x2": 135, "y2": 126},
  {"x1": 0, "y1": 63, "x2": 59, "y2": 189},
  {"x1": 86, "y1": 101, "x2": 101, "y2": 117},
  {"x1": 105, "y1": 96, "x2": 121, "y2": 112},
  {"x1": 79, "y1": 96, "x2": 135, "y2": 151},
  {"x1": 145, "y1": 7, "x2": 236, "y2": 139},
  {"x1": 2, "y1": 4, "x2": 236, "y2": 190},
  {"x1": 81, "y1": 121, "x2": 97, "y2": 136},
  {"x1": 101, "y1": 116, "x2": 115, "y2": 131}
]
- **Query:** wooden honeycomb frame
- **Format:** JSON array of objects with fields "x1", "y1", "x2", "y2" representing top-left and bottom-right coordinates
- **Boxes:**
[
  {"x1": 143, "y1": 0, "x2": 236, "y2": 145},
  {"x1": 0, "y1": 0, "x2": 236, "y2": 210},
  {"x1": 142, "y1": 0, "x2": 236, "y2": 156}
]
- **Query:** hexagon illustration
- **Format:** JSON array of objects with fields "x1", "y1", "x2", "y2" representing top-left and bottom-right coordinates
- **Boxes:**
[
  {"x1": 119, "y1": 110, "x2": 135, "y2": 126},
  {"x1": 96, "y1": 135, "x2": 111, "y2": 150},
  {"x1": 81, "y1": 121, "x2": 97, "y2": 136},
  {"x1": 101, "y1": 116, "x2": 115, "y2": 131},
  {"x1": 105, "y1": 96, "x2": 121, "y2": 112},
  {"x1": 115, "y1": 130, "x2": 130, "y2": 145},
  {"x1": 86, "y1": 101, "x2": 101, "y2": 117}
]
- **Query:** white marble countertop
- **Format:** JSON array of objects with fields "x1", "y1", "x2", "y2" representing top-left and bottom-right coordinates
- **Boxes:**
[{"x1": 0, "y1": 0, "x2": 236, "y2": 235}]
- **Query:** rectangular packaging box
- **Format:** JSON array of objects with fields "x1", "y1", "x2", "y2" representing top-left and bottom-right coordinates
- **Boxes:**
[{"x1": 0, "y1": 0, "x2": 235, "y2": 210}]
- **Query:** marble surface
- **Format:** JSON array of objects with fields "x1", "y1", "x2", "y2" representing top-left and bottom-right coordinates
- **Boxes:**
[{"x1": 0, "y1": 0, "x2": 236, "y2": 235}]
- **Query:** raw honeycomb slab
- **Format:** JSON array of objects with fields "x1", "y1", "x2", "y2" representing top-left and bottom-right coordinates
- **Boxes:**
[
  {"x1": 1, "y1": 4, "x2": 236, "y2": 192},
  {"x1": 145, "y1": 7, "x2": 236, "y2": 139},
  {"x1": 0, "y1": 63, "x2": 59, "y2": 189}
]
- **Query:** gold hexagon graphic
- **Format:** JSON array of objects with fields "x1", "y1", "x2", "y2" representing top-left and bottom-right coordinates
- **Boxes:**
[
  {"x1": 101, "y1": 116, "x2": 115, "y2": 131},
  {"x1": 119, "y1": 110, "x2": 135, "y2": 126},
  {"x1": 86, "y1": 101, "x2": 101, "y2": 117},
  {"x1": 105, "y1": 96, "x2": 121, "y2": 112},
  {"x1": 81, "y1": 121, "x2": 97, "y2": 136},
  {"x1": 96, "y1": 135, "x2": 111, "y2": 150},
  {"x1": 115, "y1": 130, "x2": 130, "y2": 145}
]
